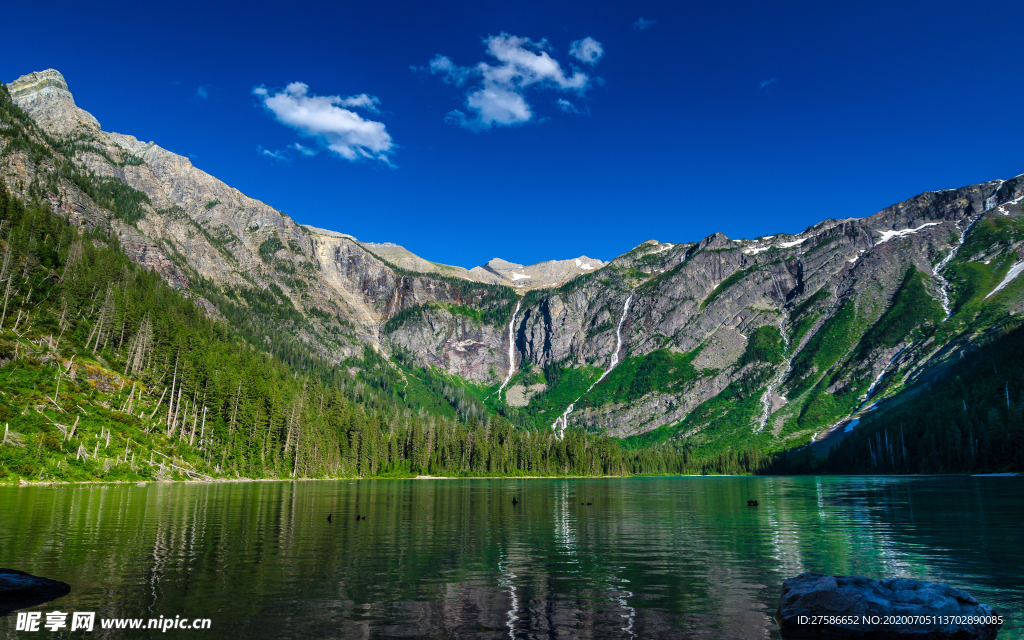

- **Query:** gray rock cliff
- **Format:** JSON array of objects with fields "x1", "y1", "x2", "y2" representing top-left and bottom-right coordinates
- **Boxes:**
[{"x1": 4, "y1": 67, "x2": 1023, "y2": 454}]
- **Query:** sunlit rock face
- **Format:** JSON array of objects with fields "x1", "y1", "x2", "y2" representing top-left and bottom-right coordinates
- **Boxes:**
[
  {"x1": 473, "y1": 255, "x2": 607, "y2": 291},
  {"x1": 5, "y1": 67, "x2": 1024, "y2": 446},
  {"x1": 8, "y1": 69, "x2": 100, "y2": 135}
]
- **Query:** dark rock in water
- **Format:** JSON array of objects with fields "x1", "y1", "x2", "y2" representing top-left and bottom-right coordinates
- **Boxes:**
[
  {"x1": 777, "y1": 573, "x2": 1001, "y2": 640},
  {"x1": 0, "y1": 569, "x2": 71, "y2": 615}
]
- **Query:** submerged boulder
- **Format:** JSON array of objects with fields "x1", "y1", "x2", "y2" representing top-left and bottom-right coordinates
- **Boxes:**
[
  {"x1": 777, "y1": 573, "x2": 1001, "y2": 640},
  {"x1": 0, "y1": 569, "x2": 71, "y2": 615}
]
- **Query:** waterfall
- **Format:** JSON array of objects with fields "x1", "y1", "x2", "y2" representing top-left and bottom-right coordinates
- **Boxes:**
[
  {"x1": 932, "y1": 217, "x2": 980, "y2": 318},
  {"x1": 496, "y1": 300, "x2": 523, "y2": 400},
  {"x1": 756, "y1": 315, "x2": 791, "y2": 433},
  {"x1": 933, "y1": 184, "x2": 1001, "y2": 318},
  {"x1": 584, "y1": 290, "x2": 635, "y2": 393},
  {"x1": 552, "y1": 403, "x2": 574, "y2": 440},
  {"x1": 611, "y1": 292, "x2": 634, "y2": 366},
  {"x1": 983, "y1": 180, "x2": 1004, "y2": 211},
  {"x1": 551, "y1": 290, "x2": 635, "y2": 440}
]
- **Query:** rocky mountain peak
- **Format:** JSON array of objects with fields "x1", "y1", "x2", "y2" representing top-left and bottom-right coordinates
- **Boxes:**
[
  {"x1": 483, "y1": 258, "x2": 524, "y2": 271},
  {"x1": 474, "y1": 255, "x2": 605, "y2": 291},
  {"x1": 8, "y1": 69, "x2": 100, "y2": 135},
  {"x1": 303, "y1": 225, "x2": 358, "y2": 241},
  {"x1": 4, "y1": 66, "x2": 1023, "y2": 460},
  {"x1": 698, "y1": 232, "x2": 734, "y2": 251},
  {"x1": 8, "y1": 69, "x2": 70, "y2": 94}
]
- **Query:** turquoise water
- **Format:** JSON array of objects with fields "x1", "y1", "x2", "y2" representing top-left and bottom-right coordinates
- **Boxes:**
[{"x1": 0, "y1": 476, "x2": 1020, "y2": 638}]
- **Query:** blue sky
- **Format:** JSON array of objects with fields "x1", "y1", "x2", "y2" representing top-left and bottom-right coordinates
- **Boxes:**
[{"x1": 2, "y1": 0, "x2": 1022, "y2": 268}]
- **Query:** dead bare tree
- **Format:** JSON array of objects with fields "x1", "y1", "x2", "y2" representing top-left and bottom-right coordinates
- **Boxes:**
[
  {"x1": 87, "y1": 284, "x2": 115, "y2": 354},
  {"x1": 59, "y1": 240, "x2": 82, "y2": 282},
  {"x1": 123, "y1": 312, "x2": 153, "y2": 377}
]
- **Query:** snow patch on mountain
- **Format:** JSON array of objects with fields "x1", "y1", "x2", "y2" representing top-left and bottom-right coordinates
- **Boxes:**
[
  {"x1": 876, "y1": 222, "x2": 942, "y2": 245},
  {"x1": 985, "y1": 261, "x2": 1024, "y2": 299}
]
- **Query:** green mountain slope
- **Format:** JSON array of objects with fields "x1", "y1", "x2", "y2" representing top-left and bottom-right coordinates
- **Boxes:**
[
  {"x1": 0, "y1": 87, "x2": 761, "y2": 481},
  {"x1": 804, "y1": 321, "x2": 1024, "y2": 474},
  {"x1": 3, "y1": 68, "x2": 1023, "y2": 476}
]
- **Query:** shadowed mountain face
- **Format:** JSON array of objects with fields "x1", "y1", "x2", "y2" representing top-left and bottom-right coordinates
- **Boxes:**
[{"x1": 4, "y1": 68, "x2": 1023, "y2": 456}]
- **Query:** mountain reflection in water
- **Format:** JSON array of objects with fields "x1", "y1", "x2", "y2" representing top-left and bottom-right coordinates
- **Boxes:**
[{"x1": 0, "y1": 477, "x2": 1020, "y2": 639}]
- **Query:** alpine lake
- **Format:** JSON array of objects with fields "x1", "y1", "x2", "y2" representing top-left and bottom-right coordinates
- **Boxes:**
[{"x1": 1, "y1": 476, "x2": 1021, "y2": 639}]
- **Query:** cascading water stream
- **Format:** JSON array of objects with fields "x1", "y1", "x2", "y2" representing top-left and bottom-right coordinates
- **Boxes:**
[
  {"x1": 586, "y1": 291, "x2": 635, "y2": 393},
  {"x1": 496, "y1": 300, "x2": 523, "y2": 400},
  {"x1": 756, "y1": 315, "x2": 791, "y2": 433},
  {"x1": 551, "y1": 403, "x2": 575, "y2": 440},
  {"x1": 933, "y1": 184, "x2": 1003, "y2": 318},
  {"x1": 933, "y1": 218, "x2": 979, "y2": 318},
  {"x1": 552, "y1": 291, "x2": 635, "y2": 439}
]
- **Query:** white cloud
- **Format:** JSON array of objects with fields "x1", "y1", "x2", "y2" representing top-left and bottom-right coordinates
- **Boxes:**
[
  {"x1": 428, "y1": 33, "x2": 601, "y2": 129},
  {"x1": 195, "y1": 86, "x2": 208, "y2": 100},
  {"x1": 633, "y1": 17, "x2": 656, "y2": 30},
  {"x1": 468, "y1": 85, "x2": 532, "y2": 125},
  {"x1": 429, "y1": 56, "x2": 473, "y2": 86},
  {"x1": 253, "y1": 82, "x2": 395, "y2": 163},
  {"x1": 759, "y1": 78, "x2": 779, "y2": 89},
  {"x1": 258, "y1": 146, "x2": 287, "y2": 161},
  {"x1": 336, "y1": 93, "x2": 380, "y2": 112},
  {"x1": 569, "y1": 37, "x2": 604, "y2": 65},
  {"x1": 555, "y1": 98, "x2": 580, "y2": 114},
  {"x1": 290, "y1": 142, "x2": 317, "y2": 156},
  {"x1": 444, "y1": 110, "x2": 467, "y2": 126}
]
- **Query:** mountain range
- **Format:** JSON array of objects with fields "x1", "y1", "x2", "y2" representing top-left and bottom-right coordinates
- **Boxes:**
[{"x1": 4, "y1": 68, "x2": 1024, "y2": 463}]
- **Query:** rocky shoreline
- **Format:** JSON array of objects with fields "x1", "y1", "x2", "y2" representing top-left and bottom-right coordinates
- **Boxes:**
[
  {"x1": 0, "y1": 569, "x2": 71, "y2": 616},
  {"x1": 777, "y1": 573, "x2": 1002, "y2": 640}
]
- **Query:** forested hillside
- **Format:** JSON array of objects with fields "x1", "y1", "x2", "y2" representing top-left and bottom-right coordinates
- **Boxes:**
[
  {"x1": 815, "y1": 322, "x2": 1024, "y2": 474},
  {"x1": 0, "y1": 84, "x2": 769, "y2": 481},
  {"x1": 0, "y1": 178, "x2": 771, "y2": 481},
  {"x1": 2, "y1": 68, "x2": 1022, "y2": 480}
]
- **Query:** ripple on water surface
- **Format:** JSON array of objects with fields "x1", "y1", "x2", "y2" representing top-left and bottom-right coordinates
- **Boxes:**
[{"x1": 0, "y1": 476, "x2": 1020, "y2": 639}]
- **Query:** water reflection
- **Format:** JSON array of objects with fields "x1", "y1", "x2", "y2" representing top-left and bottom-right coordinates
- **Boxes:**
[
  {"x1": 0, "y1": 477, "x2": 1020, "y2": 639},
  {"x1": 497, "y1": 550, "x2": 518, "y2": 639}
]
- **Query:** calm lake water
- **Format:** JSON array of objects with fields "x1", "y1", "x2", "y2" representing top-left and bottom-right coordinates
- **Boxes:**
[{"x1": 0, "y1": 476, "x2": 1021, "y2": 639}]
